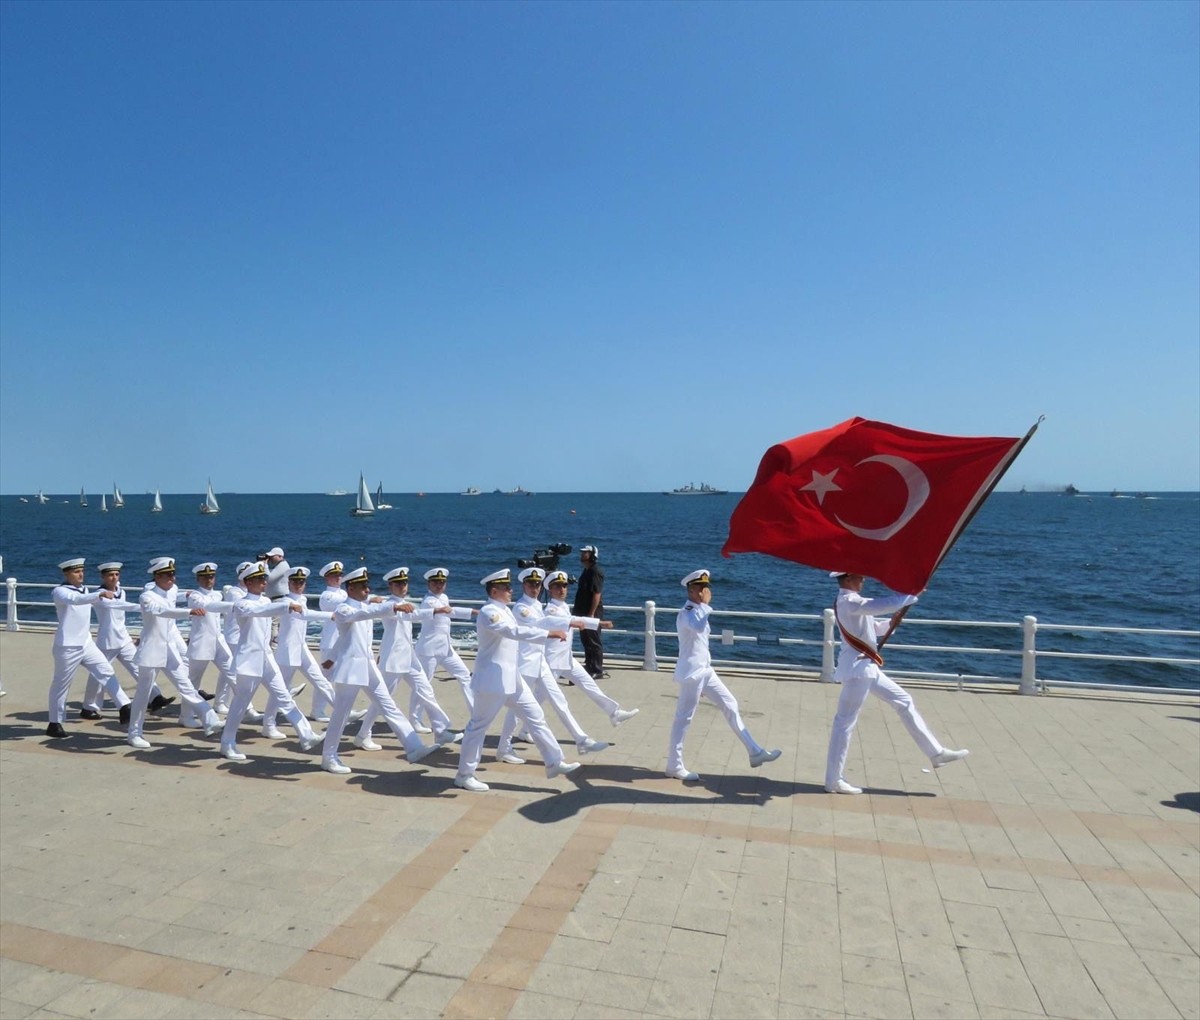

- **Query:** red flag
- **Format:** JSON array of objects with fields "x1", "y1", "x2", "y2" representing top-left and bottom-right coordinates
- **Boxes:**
[{"x1": 722, "y1": 417, "x2": 1033, "y2": 594}]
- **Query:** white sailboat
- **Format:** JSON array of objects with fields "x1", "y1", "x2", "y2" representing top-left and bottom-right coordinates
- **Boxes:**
[
  {"x1": 80, "y1": 487, "x2": 88, "y2": 508},
  {"x1": 100, "y1": 493, "x2": 108, "y2": 512},
  {"x1": 150, "y1": 489, "x2": 163, "y2": 512},
  {"x1": 113, "y1": 484, "x2": 125, "y2": 508},
  {"x1": 374, "y1": 482, "x2": 393, "y2": 510},
  {"x1": 36, "y1": 490, "x2": 48, "y2": 504},
  {"x1": 200, "y1": 479, "x2": 220, "y2": 515},
  {"x1": 350, "y1": 473, "x2": 375, "y2": 517}
]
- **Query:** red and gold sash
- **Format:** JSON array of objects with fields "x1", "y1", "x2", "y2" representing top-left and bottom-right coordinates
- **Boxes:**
[{"x1": 834, "y1": 600, "x2": 884, "y2": 667}]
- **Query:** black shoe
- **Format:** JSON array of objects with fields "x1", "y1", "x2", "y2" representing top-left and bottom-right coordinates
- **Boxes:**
[
  {"x1": 79, "y1": 708, "x2": 102, "y2": 720},
  {"x1": 593, "y1": 672, "x2": 611, "y2": 680},
  {"x1": 198, "y1": 690, "x2": 215, "y2": 702},
  {"x1": 119, "y1": 703, "x2": 132, "y2": 725},
  {"x1": 148, "y1": 694, "x2": 176, "y2": 713},
  {"x1": 45, "y1": 723, "x2": 68, "y2": 738}
]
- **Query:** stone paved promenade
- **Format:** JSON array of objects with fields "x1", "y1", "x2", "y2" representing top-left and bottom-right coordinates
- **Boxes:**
[{"x1": 1, "y1": 630, "x2": 1197, "y2": 1019}]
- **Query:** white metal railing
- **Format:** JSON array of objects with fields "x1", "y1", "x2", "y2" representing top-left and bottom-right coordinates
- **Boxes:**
[{"x1": 5, "y1": 577, "x2": 1198, "y2": 696}]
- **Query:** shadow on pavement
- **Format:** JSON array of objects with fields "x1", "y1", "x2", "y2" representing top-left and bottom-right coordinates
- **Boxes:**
[{"x1": 1162, "y1": 791, "x2": 1199, "y2": 813}]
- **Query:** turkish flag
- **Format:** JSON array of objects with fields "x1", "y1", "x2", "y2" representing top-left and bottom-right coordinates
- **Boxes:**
[{"x1": 722, "y1": 417, "x2": 1032, "y2": 594}]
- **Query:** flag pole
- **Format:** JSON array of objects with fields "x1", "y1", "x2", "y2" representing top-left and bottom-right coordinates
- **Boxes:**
[{"x1": 877, "y1": 416, "x2": 1043, "y2": 649}]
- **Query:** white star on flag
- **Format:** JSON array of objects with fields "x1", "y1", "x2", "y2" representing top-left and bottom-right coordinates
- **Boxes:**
[{"x1": 799, "y1": 469, "x2": 842, "y2": 505}]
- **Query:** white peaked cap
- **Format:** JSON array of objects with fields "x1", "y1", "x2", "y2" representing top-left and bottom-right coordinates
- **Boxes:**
[
  {"x1": 518, "y1": 567, "x2": 544, "y2": 584},
  {"x1": 320, "y1": 560, "x2": 344, "y2": 577},
  {"x1": 384, "y1": 567, "x2": 410, "y2": 583},
  {"x1": 343, "y1": 567, "x2": 369, "y2": 584},
  {"x1": 289, "y1": 566, "x2": 311, "y2": 579},
  {"x1": 544, "y1": 570, "x2": 570, "y2": 586},
  {"x1": 98, "y1": 561, "x2": 123, "y2": 573},
  {"x1": 192, "y1": 562, "x2": 217, "y2": 575},
  {"x1": 481, "y1": 568, "x2": 511, "y2": 586},
  {"x1": 59, "y1": 558, "x2": 85, "y2": 570},
  {"x1": 424, "y1": 567, "x2": 449, "y2": 581},
  {"x1": 681, "y1": 568, "x2": 712, "y2": 588},
  {"x1": 148, "y1": 557, "x2": 176, "y2": 576},
  {"x1": 238, "y1": 561, "x2": 267, "y2": 581}
]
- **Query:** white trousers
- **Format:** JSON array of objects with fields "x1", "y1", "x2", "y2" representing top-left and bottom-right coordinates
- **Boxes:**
[
  {"x1": 666, "y1": 668, "x2": 762, "y2": 774},
  {"x1": 83, "y1": 642, "x2": 137, "y2": 710},
  {"x1": 221, "y1": 663, "x2": 314, "y2": 751},
  {"x1": 413, "y1": 648, "x2": 473, "y2": 721},
  {"x1": 322, "y1": 670, "x2": 425, "y2": 765},
  {"x1": 184, "y1": 644, "x2": 238, "y2": 726},
  {"x1": 48, "y1": 641, "x2": 123, "y2": 724},
  {"x1": 360, "y1": 664, "x2": 453, "y2": 741},
  {"x1": 127, "y1": 653, "x2": 211, "y2": 739},
  {"x1": 824, "y1": 668, "x2": 942, "y2": 789},
  {"x1": 499, "y1": 665, "x2": 588, "y2": 754},
  {"x1": 551, "y1": 658, "x2": 619, "y2": 716},
  {"x1": 268, "y1": 648, "x2": 336, "y2": 725},
  {"x1": 456, "y1": 681, "x2": 563, "y2": 780}
]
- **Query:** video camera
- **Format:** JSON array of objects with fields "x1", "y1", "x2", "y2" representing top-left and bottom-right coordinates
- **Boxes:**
[{"x1": 517, "y1": 542, "x2": 573, "y2": 576}]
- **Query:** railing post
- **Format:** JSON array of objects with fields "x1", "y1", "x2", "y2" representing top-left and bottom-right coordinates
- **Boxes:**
[
  {"x1": 5, "y1": 577, "x2": 19, "y2": 632},
  {"x1": 821, "y1": 608, "x2": 836, "y2": 682},
  {"x1": 642, "y1": 600, "x2": 658, "y2": 672},
  {"x1": 1020, "y1": 615, "x2": 1037, "y2": 694}
]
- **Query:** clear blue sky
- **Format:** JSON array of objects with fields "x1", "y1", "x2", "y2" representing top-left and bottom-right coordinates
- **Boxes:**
[{"x1": 2, "y1": 0, "x2": 1196, "y2": 495}]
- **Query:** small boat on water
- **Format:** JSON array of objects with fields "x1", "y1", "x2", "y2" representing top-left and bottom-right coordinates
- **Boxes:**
[
  {"x1": 200, "y1": 479, "x2": 220, "y2": 515},
  {"x1": 460, "y1": 487, "x2": 481, "y2": 496},
  {"x1": 1064, "y1": 483, "x2": 1081, "y2": 496},
  {"x1": 505, "y1": 485, "x2": 533, "y2": 496},
  {"x1": 113, "y1": 484, "x2": 125, "y2": 508},
  {"x1": 374, "y1": 482, "x2": 393, "y2": 510},
  {"x1": 350, "y1": 473, "x2": 375, "y2": 517},
  {"x1": 36, "y1": 490, "x2": 48, "y2": 505},
  {"x1": 665, "y1": 481, "x2": 728, "y2": 495},
  {"x1": 150, "y1": 489, "x2": 163, "y2": 512},
  {"x1": 326, "y1": 489, "x2": 348, "y2": 496},
  {"x1": 79, "y1": 488, "x2": 88, "y2": 508},
  {"x1": 100, "y1": 493, "x2": 108, "y2": 512}
]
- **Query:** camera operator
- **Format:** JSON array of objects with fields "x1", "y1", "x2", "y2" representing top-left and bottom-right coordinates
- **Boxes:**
[{"x1": 572, "y1": 545, "x2": 607, "y2": 679}]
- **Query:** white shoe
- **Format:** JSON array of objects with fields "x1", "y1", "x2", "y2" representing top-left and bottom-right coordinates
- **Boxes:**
[
  {"x1": 513, "y1": 731, "x2": 531, "y2": 744},
  {"x1": 288, "y1": 683, "x2": 306, "y2": 699},
  {"x1": 436, "y1": 730, "x2": 464, "y2": 745},
  {"x1": 932, "y1": 748, "x2": 970, "y2": 769},
  {"x1": 216, "y1": 706, "x2": 230, "y2": 717},
  {"x1": 127, "y1": 735, "x2": 151, "y2": 750},
  {"x1": 299, "y1": 733, "x2": 323, "y2": 753},
  {"x1": 355, "y1": 737, "x2": 382, "y2": 751},
  {"x1": 406, "y1": 743, "x2": 436, "y2": 765},
  {"x1": 666, "y1": 768, "x2": 699, "y2": 782},
  {"x1": 261, "y1": 726, "x2": 285, "y2": 740},
  {"x1": 413, "y1": 723, "x2": 433, "y2": 734},
  {"x1": 322, "y1": 759, "x2": 351, "y2": 775},
  {"x1": 826, "y1": 779, "x2": 862, "y2": 795},
  {"x1": 498, "y1": 753, "x2": 526, "y2": 765},
  {"x1": 312, "y1": 715, "x2": 332, "y2": 724},
  {"x1": 348, "y1": 709, "x2": 367, "y2": 722},
  {"x1": 749, "y1": 748, "x2": 782, "y2": 768},
  {"x1": 221, "y1": 745, "x2": 248, "y2": 762},
  {"x1": 243, "y1": 708, "x2": 264, "y2": 723},
  {"x1": 546, "y1": 760, "x2": 581, "y2": 779},
  {"x1": 610, "y1": 708, "x2": 639, "y2": 726},
  {"x1": 454, "y1": 775, "x2": 489, "y2": 792},
  {"x1": 579, "y1": 737, "x2": 609, "y2": 755},
  {"x1": 202, "y1": 711, "x2": 223, "y2": 737}
]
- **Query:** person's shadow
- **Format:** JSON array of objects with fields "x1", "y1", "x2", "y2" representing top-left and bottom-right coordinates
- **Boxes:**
[{"x1": 1162, "y1": 791, "x2": 1199, "y2": 813}]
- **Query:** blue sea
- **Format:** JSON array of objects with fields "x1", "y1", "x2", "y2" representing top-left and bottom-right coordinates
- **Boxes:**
[{"x1": 1, "y1": 491, "x2": 1197, "y2": 690}]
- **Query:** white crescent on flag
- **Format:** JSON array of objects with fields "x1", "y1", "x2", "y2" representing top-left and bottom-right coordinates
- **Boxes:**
[{"x1": 832, "y1": 455, "x2": 931, "y2": 541}]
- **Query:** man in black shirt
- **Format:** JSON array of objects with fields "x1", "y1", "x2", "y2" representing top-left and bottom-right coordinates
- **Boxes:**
[{"x1": 572, "y1": 545, "x2": 607, "y2": 679}]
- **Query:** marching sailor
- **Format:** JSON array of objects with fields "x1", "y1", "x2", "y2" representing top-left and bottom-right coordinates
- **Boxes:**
[
  {"x1": 182, "y1": 562, "x2": 239, "y2": 728},
  {"x1": 219, "y1": 562, "x2": 322, "y2": 761},
  {"x1": 319, "y1": 568, "x2": 435, "y2": 775},
  {"x1": 666, "y1": 570, "x2": 781, "y2": 781},
  {"x1": 495, "y1": 567, "x2": 609, "y2": 764},
  {"x1": 354, "y1": 567, "x2": 463, "y2": 751},
  {"x1": 824, "y1": 571, "x2": 968, "y2": 794},
  {"x1": 81, "y1": 562, "x2": 144, "y2": 722},
  {"x1": 263, "y1": 566, "x2": 333, "y2": 738},
  {"x1": 412, "y1": 567, "x2": 475, "y2": 724},
  {"x1": 126, "y1": 558, "x2": 222, "y2": 749},
  {"x1": 544, "y1": 569, "x2": 638, "y2": 727},
  {"x1": 453, "y1": 569, "x2": 580, "y2": 793},
  {"x1": 46, "y1": 558, "x2": 127, "y2": 737},
  {"x1": 314, "y1": 560, "x2": 347, "y2": 721}
]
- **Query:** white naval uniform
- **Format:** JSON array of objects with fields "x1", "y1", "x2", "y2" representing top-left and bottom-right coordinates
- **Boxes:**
[
  {"x1": 666, "y1": 599, "x2": 765, "y2": 775},
  {"x1": 456, "y1": 599, "x2": 565, "y2": 781},
  {"x1": 498, "y1": 594, "x2": 591, "y2": 754},
  {"x1": 216, "y1": 584, "x2": 247, "y2": 712},
  {"x1": 82, "y1": 589, "x2": 139, "y2": 710},
  {"x1": 220, "y1": 595, "x2": 317, "y2": 753},
  {"x1": 315, "y1": 585, "x2": 347, "y2": 718},
  {"x1": 182, "y1": 588, "x2": 238, "y2": 726},
  {"x1": 127, "y1": 585, "x2": 217, "y2": 740},
  {"x1": 825, "y1": 589, "x2": 943, "y2": 789},
  {"x1": 413, "y1": 591, "x2": 474, "y2": 718},
  {"x1": 264, "y1": 594, "x2": 335, "y2": 730},
  {"x1": 357, "y1": 596, "x2": 456, "y2": 743},
  {"x1": 47, "y1": 584, "x2": 125, "y2": 724},
  {"x1": 321, "y1": 598, "x2": 428, "y2": 768},
  {"x1": 545, "y1": 598, "x2": 621, "y2": 717}
]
